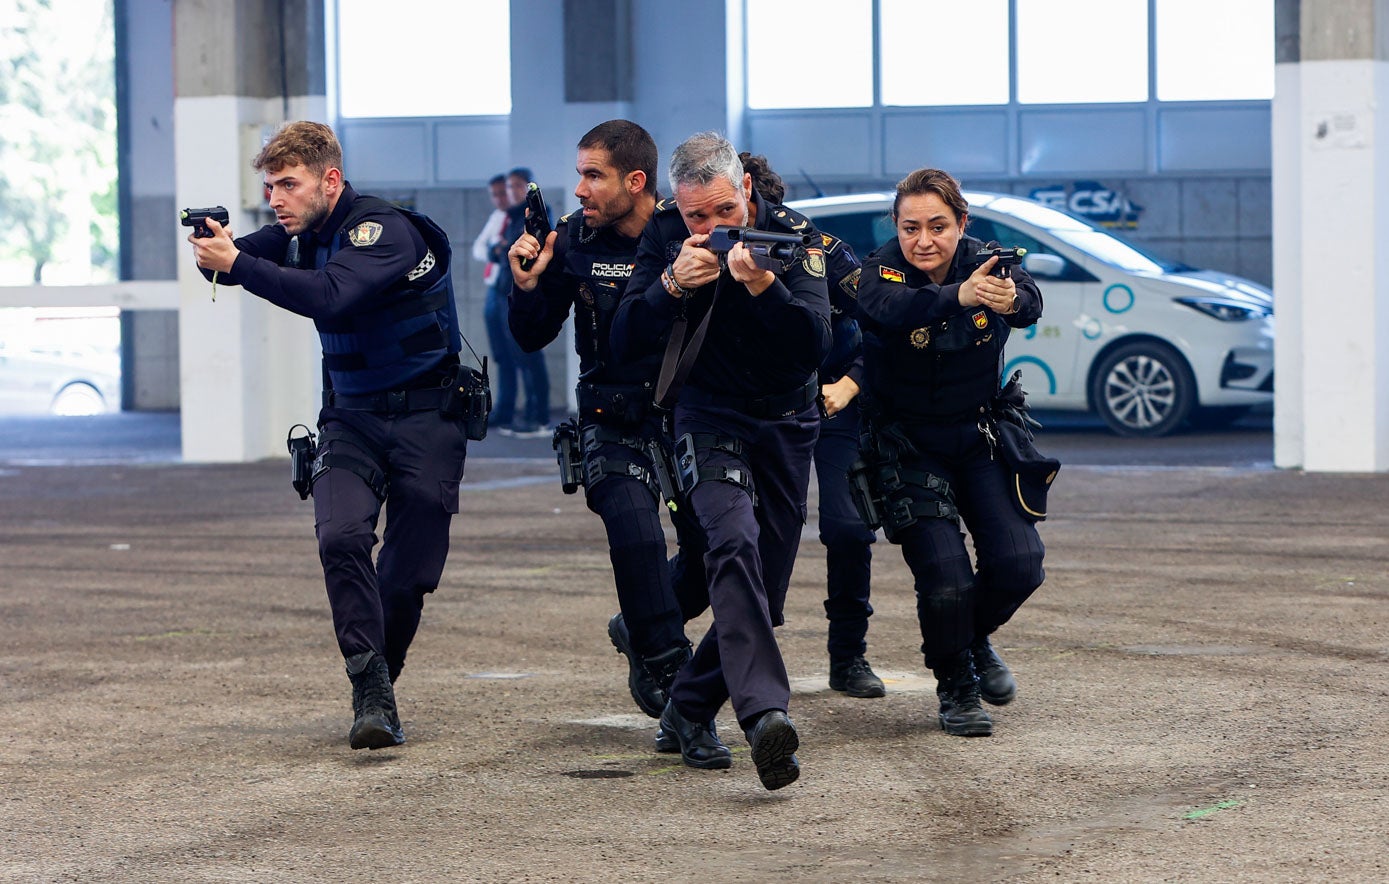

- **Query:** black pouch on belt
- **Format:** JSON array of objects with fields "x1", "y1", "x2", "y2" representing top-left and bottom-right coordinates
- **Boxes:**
[
  {"x1": 986, "y1": 370, "x2": 1060, "y2": 521},
  {"x1": 992, "y1": 417, "x2": 1060, "y2": 521}
]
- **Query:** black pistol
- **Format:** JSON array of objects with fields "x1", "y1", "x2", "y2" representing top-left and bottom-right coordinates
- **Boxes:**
[
  {"x1": 180, "y1": 206, "x2": 230, "y2": 238},
  {"x1": 704, "y1": 225, "x2": 813, "y2": 272},
  {"x1": 974, "y1": 241, "x2": 1028, "y2": 279},
  {"x1": 519, "y1": 183, "x2": 551, "y2": 271}
]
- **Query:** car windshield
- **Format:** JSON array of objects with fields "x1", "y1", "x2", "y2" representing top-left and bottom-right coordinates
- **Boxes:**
[{"x1": 981, "y1": 195, "x2": 1193, "y2": 274}]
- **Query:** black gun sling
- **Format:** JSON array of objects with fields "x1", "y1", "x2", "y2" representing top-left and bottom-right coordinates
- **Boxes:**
[{"x1": 654, "y1": 276, "x2": 724, "y2": 410}]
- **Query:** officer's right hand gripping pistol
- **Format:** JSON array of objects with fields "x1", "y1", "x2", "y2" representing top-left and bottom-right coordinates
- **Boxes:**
[
  {"x1": 973, "y1": 240, "x2": 1028, "y2": 279},
  {"x1": 704, "y1": 225, "x2": 814, "y2": 272},
  {"x1": 518, "y1": 183, "x2": 551, "y2": 271},
  {"x1": 180, "y1": 206, "x2": 230, "y2": 238}
]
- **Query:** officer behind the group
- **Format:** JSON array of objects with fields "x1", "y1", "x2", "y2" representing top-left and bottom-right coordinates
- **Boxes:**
[
  {"x1": 669, "y1": 153, "x2": 885, "y2": 700},
  {"x1": 855, "y1": 167, "x2": 1046, "y2": 737},
  {"x1": 188, "y1": 121, "x2": 471, "y2": 751},
  {"x1": 505, "y1": 119, "x2": 693, "y2": 719},
  {"x1": 611, "y1": 132, "x2": 831, "y2": 791}
]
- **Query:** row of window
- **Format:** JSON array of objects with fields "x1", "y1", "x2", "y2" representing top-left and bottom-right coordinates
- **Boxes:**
[
  {"x1": 749, "y1": 0, "x2": 1274, "y2": 109},
  {"x1": 334, "y1": 0, "x2": 1273, "y2": 119}
]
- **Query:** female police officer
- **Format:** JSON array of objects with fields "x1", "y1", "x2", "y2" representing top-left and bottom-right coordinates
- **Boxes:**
[{"x1": 855, "y1": 168, "x2": 1046, "y2": 737}]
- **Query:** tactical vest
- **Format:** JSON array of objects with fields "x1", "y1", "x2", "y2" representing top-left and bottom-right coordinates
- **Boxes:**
[
  {"x1": 877, "y1": 237, "x2": 1008, "y2": 421},
  {"x1": 560, "y1": 212, "x2": 658, "y2": 387},
  {"x1": 315, "y1": 196, "x2": 462, "y2": 395}
]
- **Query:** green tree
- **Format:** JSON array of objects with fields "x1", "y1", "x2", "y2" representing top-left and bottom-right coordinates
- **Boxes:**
[{"x1": 0, "y1": 0, "x2": 118, "y2": 284}]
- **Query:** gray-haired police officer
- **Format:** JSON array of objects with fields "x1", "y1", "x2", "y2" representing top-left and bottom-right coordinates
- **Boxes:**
[
  {"x1": 189, "y1": 121, "x2": 473, "y2": 751},
  {"x1": 671, "y1": 152, "x2": 885, "y2": 700},
  {"x1": 612, "y1": 132, "x2": 831, "y2": 790}
]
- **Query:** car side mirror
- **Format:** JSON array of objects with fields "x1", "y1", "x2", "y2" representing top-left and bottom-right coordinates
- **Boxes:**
[{"x1": 1022, "y1": 252, "x2": 1066, "y2": 279}]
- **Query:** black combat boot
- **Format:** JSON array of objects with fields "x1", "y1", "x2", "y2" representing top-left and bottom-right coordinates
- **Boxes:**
[
  {"x1": 657, "y1": 700, "x2": 732, "y2": 770},
  {"x1": 828, "y1": 655, "x2": 886, "y2": 698},
  {"x1": 971, "y1": 636, "x2": 1017, "y2": 705},
  {"x1": 744, "y1": 710, "x2": 800, "y2": 791},
  {"x1": 607, "y1": 613, "x2": 667, "y2": 718},
  {"x1": 931, "y1": 651, "x2": 993, "y2": 737},
  {"x1": 345, "y1": 650, "x2": 405, "y2": 750}
]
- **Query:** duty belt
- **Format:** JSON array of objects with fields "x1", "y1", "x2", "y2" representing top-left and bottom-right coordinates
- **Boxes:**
[
  {"x1": 684, "y1": 373, "x2": 819, "y2": 419},
  {"x1": 323, "y1": 386, "x2": 447, "y2": 413}
]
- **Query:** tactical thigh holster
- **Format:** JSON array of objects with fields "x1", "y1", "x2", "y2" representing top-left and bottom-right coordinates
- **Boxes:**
[
  {"x1": 672, "y1": 432, "x2": 757, "y2": 507},
  {"x1": 848, "y1": 420, "x2": 955, "y2": 543},
  {"x1": 311, "y1": 423, "x2": 389, "y2": 501},
  {"x1": 578, "y1": 423, "x2": 663, "y2": 502}
]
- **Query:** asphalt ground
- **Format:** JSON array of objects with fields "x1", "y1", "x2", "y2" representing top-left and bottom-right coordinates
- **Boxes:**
[{"x1": 4, "y1": 408, "x2": 1387, "y2": 882}]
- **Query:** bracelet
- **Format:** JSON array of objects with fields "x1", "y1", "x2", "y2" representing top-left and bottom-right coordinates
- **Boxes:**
[{"x1": 663, "y1": 263, "x2": 692, "y2": 297}]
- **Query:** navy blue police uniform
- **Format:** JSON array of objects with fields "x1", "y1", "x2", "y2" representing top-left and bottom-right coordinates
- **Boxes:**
[
  {"x1": 612, "y1": 190, "x2": 831, "y2": 756},
  {"x1": 856, "y1": 233, "x2": 1046, "y2": 716},
  {"x1": 202, "y1": 182, "x2": 469, "y2": 692},
  {"x1": 811, "y1": 233, "x2": 878, "y2": 666},
  {"x1": 507, "y1": 206, "x2": 692, "y2": 714},
  {"x1": 668, "y1": 232, "x2": 877, "y2": 673}
]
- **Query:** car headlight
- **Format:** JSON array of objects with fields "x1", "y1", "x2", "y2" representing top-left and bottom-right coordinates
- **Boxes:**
[{"x1": 1174, "y1": 297, "x2": 1272, "y2": 321}]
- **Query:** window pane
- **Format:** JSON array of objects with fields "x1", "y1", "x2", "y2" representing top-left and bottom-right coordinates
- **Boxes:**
[
  {"x1": 881, "y1": 0, "x2": 1008, "y2": 106},
  {"x1": 1156, "y1": 0, "x2": 1273, "y2": 100},
  {"x1": 1017, "y1": 0, "x2": 1147, "y2": 104},
  {"x1": 337, "y1": 1, "x2": 510, "y2": 117},
  {"x1": 0, "y1": 0, "x2": 118, "y2": 284},
  {"x1": 746, "y1": 0, "x2": 872, "y2": 109}
]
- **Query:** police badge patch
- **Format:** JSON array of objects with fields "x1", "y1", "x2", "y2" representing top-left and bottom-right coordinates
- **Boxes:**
[
  {"x1": 348, "y1": 221, "x2": 383, "y2": 247},
  {"x1": 972, "y1": 311, "x2": 989, "y2": 329},
  {"x1": 838, "y1": 267, "x2": 861, "y2": 298},
  {"x1": 803, "y1": 247, "x2": 826, "y2": 278},
  {"x1": 910, "y1": 327, "x2": 931, "y2": 348}
]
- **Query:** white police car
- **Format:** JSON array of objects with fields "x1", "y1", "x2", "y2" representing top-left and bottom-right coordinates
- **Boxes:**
[{"x1": 791, "y1": 192, "x2": 1273, "y2": 436}]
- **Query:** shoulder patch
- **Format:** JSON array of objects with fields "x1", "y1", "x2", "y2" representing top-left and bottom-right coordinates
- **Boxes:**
[
  {"x1": 347, "y1": 221, "x2": 383, "y2": 247},
  {"x1": 803, "y1": 247, "x2": 826, "y2": 278},
  {"x1": 559, "y1": 212, "x2": 574, "y2": 224},
  {"x1": 770, "y1": 205, "x2": 812, "y2": 233},
  {"x1": 878, "y1": 266, "x2": 905, "y2": 284},
  {"x1": 838, "y1": 266, "x2": 861, "y2": 298},
  {"x1": 655, "y1": 197, "x2": 679, "y2": 214}
]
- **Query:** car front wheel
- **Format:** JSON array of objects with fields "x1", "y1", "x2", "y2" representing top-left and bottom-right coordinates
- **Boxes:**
[
  {"x1": 51, "y1": 382, "x2": 107, "y2": 416},
  {"x1": 1089, "y1": 341, "x2": 1195, "y2": 437}
]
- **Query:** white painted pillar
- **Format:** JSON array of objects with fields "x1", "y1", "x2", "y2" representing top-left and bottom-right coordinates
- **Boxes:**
[
  {"x1": 1273, "y1": 0, "x2": 1389, "y2": 472},
  {"x1": 172, "y1": 1, "x2": 325, "y2": 463}
]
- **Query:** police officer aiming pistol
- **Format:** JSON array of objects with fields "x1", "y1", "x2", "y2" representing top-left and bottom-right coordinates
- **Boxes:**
[
  {"x1": 187, "y1": 121, "x2": 482, "y2": 751},
  {"x1": 505, "y1": 119, "x2": 695, "y2": 719}
]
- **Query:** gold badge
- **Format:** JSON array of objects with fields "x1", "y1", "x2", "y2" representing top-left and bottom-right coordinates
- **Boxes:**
[
  {"x1": 973, "y1": 311, "x2": 989, "y2": 329},
  {"x1": 879, "y1": 266, "x2": 905, "y2": 283},
  {"x1": 821, "y1": 233, "x2": 834, "y2": 248},
  {"x1": 348, "y1": 221, "x2": 383, "y2": 247},
  {"x1": 803, "y1": 247, "x2": 826, "y2": 278},
  {"x1": 910, "y1": 327, "x2": 931, "y2": 349}
]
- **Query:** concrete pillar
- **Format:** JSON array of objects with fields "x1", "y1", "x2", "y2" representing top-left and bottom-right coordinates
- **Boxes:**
[
  {"x1": 116, "y1": 0, "x2": 181, "y2": 411},
  {"x1": 1273, "y1": 0, "x2": 1389, "y2": 471},
  {"x1": 172, "y1": 0, "x2": 325, "y2": 462}
]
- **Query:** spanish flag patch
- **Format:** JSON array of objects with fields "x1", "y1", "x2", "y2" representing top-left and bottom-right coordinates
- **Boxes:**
[
  {"x1": 879, "y1": 266, "x2": 905, "y2": 283},
  {"x1": 973, "y1": 311, "x2": 989, "y2": 329}
]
